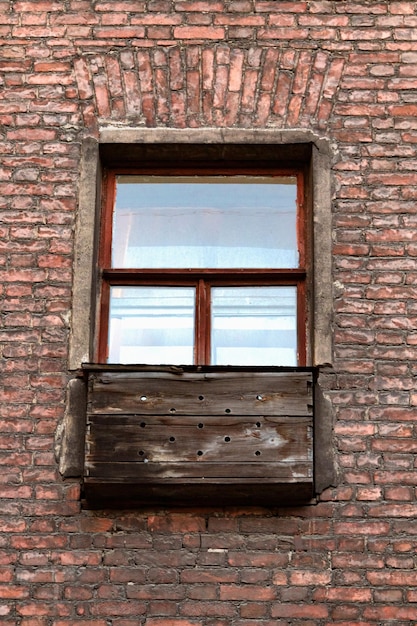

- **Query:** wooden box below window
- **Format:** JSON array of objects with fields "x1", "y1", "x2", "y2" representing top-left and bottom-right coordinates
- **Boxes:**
[{"x1": 83, "y1": 366, "x2": 314, "y2": 506}]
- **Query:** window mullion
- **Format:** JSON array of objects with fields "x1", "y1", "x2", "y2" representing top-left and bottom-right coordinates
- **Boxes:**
[
  {"x1": 297, "y1": 280, "x2": 307, "y2": 367},
  {"x1": 195, "y1": 279, "x2": 210, "y2": 365},
  {"x1": 98, "y1": 280, "x2": 111, "y2": 362}
]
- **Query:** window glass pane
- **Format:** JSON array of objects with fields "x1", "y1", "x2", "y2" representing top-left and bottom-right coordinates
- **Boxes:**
[
  {"x1": 113, "y1": 176, "x2": 298, "y2": 269},
  {"x1": 211, "y1": 286, "x2": 297, "y2": 366},
  {"x1": 108, "y1": 286, "x2": 195, "y2": 364}
]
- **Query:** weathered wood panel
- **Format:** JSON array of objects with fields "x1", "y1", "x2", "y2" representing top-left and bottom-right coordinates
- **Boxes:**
[
  {"x1": 86, "y1": 419, "x2": 312, "y2": 463},
  {"x1": 84, "y1": 367, "x2": 314, "y2": 505},
  {"x1": 85, "y1": 462, "x2": 312, "y2": 481},
  {"x1": 83, "y1": 481, "x2": 314, "y2": 508},
  {"x1": 88, "y1": 369, "x2": 313, "y2": 416}
]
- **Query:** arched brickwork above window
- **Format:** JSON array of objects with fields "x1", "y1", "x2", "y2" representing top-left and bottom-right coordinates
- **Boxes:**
[{"x1": 73, "y1": 46, "x2": 345, "y2": 129}]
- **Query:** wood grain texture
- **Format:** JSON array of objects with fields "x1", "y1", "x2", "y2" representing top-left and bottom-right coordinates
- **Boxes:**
[
  {"x1": 88, "y1": 369, "x2": 313, "y2": 416},
  {"x1": 86, "y1": 419, "x2": 312, "y2": 463},
  {"x1": 84, "y1": 367, "x2": 314, "y2": 505}
]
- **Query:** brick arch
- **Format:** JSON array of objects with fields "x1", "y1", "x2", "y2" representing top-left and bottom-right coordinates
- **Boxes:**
[{"x1": 74, "y1": 45, "x2": 344, "y2": 130}]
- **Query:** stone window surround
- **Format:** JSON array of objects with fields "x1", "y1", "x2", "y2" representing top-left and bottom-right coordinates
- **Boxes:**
[{"x1": 58, "y1": 128, "x2": 335, "y2": 497}]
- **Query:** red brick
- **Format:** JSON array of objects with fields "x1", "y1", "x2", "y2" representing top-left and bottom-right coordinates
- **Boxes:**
[
  {"x1": 256, "y1": 1, "x2": 307, "y2": 11},
  {"x1": 273, "y1": 73, "x2": 293, "y2": 119},
  {"x1": 145, "y1": 617, "x2": 203, "y2": 626},
  {"x1": 271, "y1": 603, "x2": 328, "y2": 619},
  {"x1": 314, "y1": 587, "x2": 372, "y2": 602},
  {"x1": 95, "y1": 2, "x2": 146, "y2": 9},
  {"x1": 175, "y1": 1, "x2": 223, "y2": 10},
  {"x1": 54, "y1": 621, "x2": 106, "y2": 626},
  {"x1": 289, "y1": 570, "x2": 331, "y2": 586},
  {"x1": 259, "y1": 27, "x2": 309, "y2": 40},
  {"x1": 181, "y1": 570, "x2": 237, "y2": 584},
  {"x1": 147, "y1": 515, "x2": 206, "y2": 533},
  {"x1": 90, "y1": 601, "x2": 146, "y2": 616},
  {"x1": 364, "y1": 605, "x2": 417, "y2": 620},
  {"x1": 180, "y1": 601, "x2": 236, "y2": 617},
  {"x1": 239, "y1": 602, "x2": 268, "y2": 618},
  {"x1": 174, "y1": 27, "x2": 225, "y2": 39},
  {"x1": 219, "y1": 585, "x2": 276, "y2": 601}
]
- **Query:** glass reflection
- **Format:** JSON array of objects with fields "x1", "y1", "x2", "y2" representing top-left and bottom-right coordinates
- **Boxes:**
[
  {"x1": 112, "y1": 176, "x2": 298, "y2": 269},
  {"x1": 108, "y1": 286, "x2": 195, "y2": 364},
  {"x1": 211, "y1": 286, "x2": 297, "y2": 366}
]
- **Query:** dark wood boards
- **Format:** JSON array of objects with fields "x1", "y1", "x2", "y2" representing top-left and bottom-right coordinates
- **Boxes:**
[
  {"x1": 86, "y1": 462, "x2": 312, "y2": 480},
  {"x1": 88, "y1": 369, "x2": 313, "y2": 416},
  {"x1": 83, "y1": 481, "x2": 314, "y2": 508},
  {"x1": 86, "y1": 419, "x2": 312, "y2": 463},
  {"x1": 83, "y1": 366, "x2": 314, "y2": 506}
]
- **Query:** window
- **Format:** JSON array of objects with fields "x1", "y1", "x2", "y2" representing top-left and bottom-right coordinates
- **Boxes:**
[
  {"x1": 61, "y1": 131, "x2": 335, "y2": 504},
  {"x1": 97, "y1": 170, "x2": 307, "y2": 367}
]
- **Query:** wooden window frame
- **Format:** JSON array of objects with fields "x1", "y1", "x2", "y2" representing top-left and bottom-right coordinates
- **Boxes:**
[{"x1": 96, "y1": 167, "x2": 308, "y2": 367}]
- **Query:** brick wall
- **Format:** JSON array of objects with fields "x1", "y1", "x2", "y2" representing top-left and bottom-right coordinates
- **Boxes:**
[{"x1": 1, "y1": 0, "x2": 417, "y2": 623}]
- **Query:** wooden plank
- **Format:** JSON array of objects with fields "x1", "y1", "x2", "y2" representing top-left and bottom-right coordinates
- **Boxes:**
[
  {"x1": 86, "y1": 421, "x2": 312, "y2": 463},
  {"x1": 85, "y1": 461, "x2": 313, "y2": 481},
  {"x1": 88, "y1": 370, "x2": 313, "y2": 416},
  {"x1": 87, "y1": 413, "x2": 312, "y2": 427},
  {"x1": 83, "y1": 480, "x2": 314, "y2": 507}
]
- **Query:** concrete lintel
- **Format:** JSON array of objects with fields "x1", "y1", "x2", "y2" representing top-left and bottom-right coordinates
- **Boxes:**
[{"x1": 99, "y1": 127, "x2": 333, "y2": 154}]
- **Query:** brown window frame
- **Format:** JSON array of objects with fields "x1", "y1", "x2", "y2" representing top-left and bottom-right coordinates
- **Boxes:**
[{"x1": 97, "y1": 167, "x2": 308, "y2": 366}]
